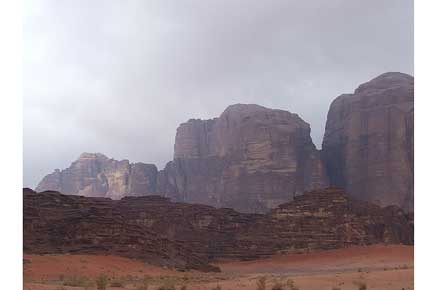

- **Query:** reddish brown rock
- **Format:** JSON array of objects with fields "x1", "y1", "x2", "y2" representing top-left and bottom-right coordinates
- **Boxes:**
[
  {"x1": 322, "y1": 72, "x2": 414, "y2": 211},
  {"x1": 36, "y1": 153, "x2": 158, "y2": 199},
  {"x1": 23, "y1": 187, "x2": 413, "y2": 271},
  {"x1": 159, "y1": 104, "x2": 328, "y2": 213}
]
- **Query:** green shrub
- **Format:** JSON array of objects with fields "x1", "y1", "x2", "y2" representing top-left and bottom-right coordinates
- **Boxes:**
[
  {"x1": 136, "y1": 283, "x2": 148, "y2": 290},
  {"x1": 63, "y1": 275, "x2": 91, "y2": 287},
  {"x1": 110, "y1": 279, "x2": 125, "y2": 287},
  {"x1": 136, "y1": 275, "x2": 150, "y2": 290},
  {"x1": 212, "y1": 285, "x2": 222, "y2": 290},
  {"x1": 96, "y1": 274, "x2": 109, "y2": 290},
  {"x1": 136, "y1": 275, "x2": 153, "y2": 290},
  {"x1": 157, "y1": 281, "x2": 176, "y2": 290}
]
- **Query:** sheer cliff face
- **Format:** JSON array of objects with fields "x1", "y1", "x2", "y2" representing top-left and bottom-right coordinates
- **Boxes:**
[
  {"x1": 35, "y1": 72, "x2": 413, "y2": 212},
  {"x1": 35, "y1": 105, "x2": 327, "y2": 209},
  {"x1": 322, "y1": 72, "x2": 414, "y2": 211},
  {"x1": 158, "y1": 104, "x2": 328, "y2": 212},
  {"x1": 36, "y1": 153, "x2": 158, "y2": 199}
]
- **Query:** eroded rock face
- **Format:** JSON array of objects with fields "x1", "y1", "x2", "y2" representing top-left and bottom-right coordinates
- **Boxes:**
[
  {"x1": 322, "y1": 72, "x2": 414, "y2": 211},
  {"x1": 36, "y1": 153, "x2": 158, "y2": 199},
  {"x1": 159, "y1": 104, "x2": 328, "y2": 212},
  {"x1": 23, "y1": 187, "x2": 413, "y2": 271}
]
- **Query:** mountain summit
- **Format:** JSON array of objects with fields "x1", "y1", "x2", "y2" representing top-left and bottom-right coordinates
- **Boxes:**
[{"x1": 36, "y1": 72, "x2": 414, "y2": 213}]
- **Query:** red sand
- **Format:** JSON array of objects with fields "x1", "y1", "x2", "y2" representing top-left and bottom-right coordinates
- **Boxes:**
[{"x1": 24, "y1": 245, "x2": 414, "y2": 290}]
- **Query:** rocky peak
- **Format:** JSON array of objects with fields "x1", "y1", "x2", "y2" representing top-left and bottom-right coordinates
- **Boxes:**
[
  {"x1": 159, "y1": 104, "x2": 328, "y2": 212},
  {"x1": 354, "y1": 72, "x2": 414, "y2": 94},
  {"x1": 78, "y1": 152, "x2": 109, "y2": 160},
  {"x1": 322, "y1": 72, "x2": 414, "y2": 211},
  {"x1": 220, "y1": 103, "x2": 269, "y2": 118},
  {"x1": 36, "y1": 153, "x2": 158, "y2": 199},
  {"x1": 35, "y1": 73, "x2": 413, "y2": 213}
]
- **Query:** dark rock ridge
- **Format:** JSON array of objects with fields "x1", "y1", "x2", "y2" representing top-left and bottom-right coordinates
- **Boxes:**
[
  {"x1": 24, "y1": 187, "x2": 413, "y2": 272},
  {"x1": 158, "y1": 104, "x2": 328, "y2": 213},
  {"x1": 322, "y1": 72, "x2": 414, "y2": 211},
  {"x1": 36, "y1": 153, "x2": 158, "y2": 200}
]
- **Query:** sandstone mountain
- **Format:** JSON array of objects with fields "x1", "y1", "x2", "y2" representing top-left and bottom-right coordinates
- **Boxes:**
[
  {"x1": 158, "y1": 104, "x2": 328, "y2": 212},
  {"x1": 36, "y1": 104, "x2": 328, "y2": 213},
  {"x1": 322, "y1": 72, "x2": 414, "y2": 211},
  {"x1": 36, "y1": 153, "x2": 158, "y2": 199},
  {"x1": 24, "y1": 187, "x2": 413, "y2": 272},
  {"x1": 35, "y1": 72, "x2": 414, "y2": 213}
]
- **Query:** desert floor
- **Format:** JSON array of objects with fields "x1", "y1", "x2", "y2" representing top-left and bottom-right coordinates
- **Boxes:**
[{"x1": 23, "y1": 244, "x2": 413, "y2": 290}]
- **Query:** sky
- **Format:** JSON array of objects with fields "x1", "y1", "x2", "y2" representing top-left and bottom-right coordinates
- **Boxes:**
[{"x1": 23, "y1": 0, "x2": 413, "y2": 188}]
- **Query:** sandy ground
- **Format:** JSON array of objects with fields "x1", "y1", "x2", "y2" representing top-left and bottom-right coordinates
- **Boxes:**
[{"x1": 23, "y1": 244, "x2": 413, "y2": 290}]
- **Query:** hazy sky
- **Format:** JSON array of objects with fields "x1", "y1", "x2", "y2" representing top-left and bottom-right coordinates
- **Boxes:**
[{"x1": 24, "y1": 0, "x2": 413, "y2": 188}]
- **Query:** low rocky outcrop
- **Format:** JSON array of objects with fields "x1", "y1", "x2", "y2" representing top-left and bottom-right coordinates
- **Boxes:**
[
  {"x1": 24, "y1": 187, "x2": 413, "y2": 271},
  {"x1": 158, "y1": 104, "x2": 328, "y2": 213},
  {"x1": 322, "y1": 72, "x2": 414, "y2": 211},
  {"x1": 35, "y1": 153, "x2": 158, "y2": 199}
]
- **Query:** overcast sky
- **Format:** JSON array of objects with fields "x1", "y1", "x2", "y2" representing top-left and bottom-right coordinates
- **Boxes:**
[{"x1": 23, "y1": 0, "x2": 413, "y2": 188}]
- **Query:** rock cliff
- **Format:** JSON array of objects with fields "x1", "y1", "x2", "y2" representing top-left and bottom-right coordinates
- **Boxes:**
[
  {"x1": 322, "y1": 72, "x2": 414, "y2": 211},
  {"x1": 24, "y1": 187, "x2": 413, "y2": 271},
  {"x1": 36, "y1": 153, "x2": 158, "y2": 199},
  {"x1": 36, "y1": 72, "x2": 414, "y2": 213},
  {"x1": 158, "y1": 104, "x2": 328, "y2": 212}
]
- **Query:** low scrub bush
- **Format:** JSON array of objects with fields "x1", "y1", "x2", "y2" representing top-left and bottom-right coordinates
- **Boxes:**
[
  {"x1": 354, "y1": 281, "x2": 367, "y2": 290},
  {"x1": 286, "y1": 279, "x2": 299, "y2": 290},
  {"x1": 62, "y1": 275, "x2": 91, "y2": 287},
  {"x1": 96, "y1": 274, "x2": 109, "y2": 290},
  {"x1": 256, "y1": 276, "x2": 267, "y2": 290},
  {"x1": 271, "y1": 281, "x2": 284, "y2": 290},
  {"x1": 110, "y1": 279, "x2": 125, "y2": 287},
  {"x1": 157, "y1": 281, "x2": 176, "y2": 290}
]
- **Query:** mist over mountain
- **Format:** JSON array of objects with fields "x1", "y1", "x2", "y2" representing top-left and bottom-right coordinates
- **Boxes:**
[{"x1": 24, "y1": 0, "x2": 413, "y2": 188}]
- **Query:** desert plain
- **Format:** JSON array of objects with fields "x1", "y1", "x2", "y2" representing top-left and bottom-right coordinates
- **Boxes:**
[{"x1": 24, "y1": 244, "x2": 413, "y2": 290}]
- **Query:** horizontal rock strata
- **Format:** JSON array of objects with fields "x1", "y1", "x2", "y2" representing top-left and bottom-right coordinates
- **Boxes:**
[{"x1": 24, "y1": 187, "x2": 413, "y2": 271}]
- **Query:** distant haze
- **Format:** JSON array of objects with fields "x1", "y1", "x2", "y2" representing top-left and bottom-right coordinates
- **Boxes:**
[{"x1": 24, "y1": 0, "x2": 413, "y2": 188}]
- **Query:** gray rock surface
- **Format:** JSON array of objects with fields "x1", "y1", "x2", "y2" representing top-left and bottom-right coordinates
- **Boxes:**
[
  {"x1": 322, "y1": 72, "x2": 414, "y2": 211},
  {"x1": 36, "y1": 153, "x2": 158, "y2": 199},
  {"x1": 158, "y1": 104, "x2": 328, "y2": 212}
]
